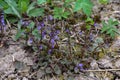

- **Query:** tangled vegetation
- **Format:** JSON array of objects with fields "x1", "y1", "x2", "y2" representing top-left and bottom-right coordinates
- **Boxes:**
[{"x1": 0, "y1": 0, "x2": 120, "y2": 79}]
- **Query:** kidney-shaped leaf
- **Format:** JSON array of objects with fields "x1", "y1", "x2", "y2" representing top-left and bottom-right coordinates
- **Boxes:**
[{"x1": 28, "y1": 8, "x2": 44, "y2": 17}]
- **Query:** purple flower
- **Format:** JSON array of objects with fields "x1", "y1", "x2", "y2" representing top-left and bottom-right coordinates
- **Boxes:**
[
  {"x1": 94, "y1": 23, "x2": 97, "y2": 27},
  {"x1": 39, "y1": 45, "x2": 43, "y2": 50},
  {"x1": 28, "y1": 38, "x2": 33, "y2": 44},
  {"x1": 78, "y1": 63, "x2": 83, "y2": 67},
  {"x1": 89, "y1": 33, "x2": 94, "y2": 41},
  {"x1": 79, "y1": 31, "x2": 83, "y2": 35},
  {"x1": 1, "y1": 18, "x2": 5, "y2": 26},
  {"x1": 65, "y1": 29, "x2": 69, "y2": 33},
  {"x1": 47, "y1": 27, "x2": 51, "y2": 30},
  {"x1": 65, "y1": 29, "x2": 71, "y2": 34},
  {"x1": 78, "y1": 63, "x2": 84, "y2": 71},
  {"x1": 74, "y1": 67, "x2": 78, "y2": 70},
  {"x1": 48, "y1": 49, "x2": 52, "y2": 54},
  {"x1": 42, "y1": 30, "x2": 46, "y2": 39},
  {"x1": 54, "y1": 35, "x2": 59, "y2": 40},
  {"x1": 48, "y1": 15, "x2": 53, "y2": 21},
  {"x1": 40, "y1": 22, "x2": 44, "y2": 27},
  {"x1": 55, "y1": 30, "x2": 60, "y2": 35},
  {"x1": 21, "y1": 20, "x2": 29, "y2": 26},
  {"x1": 49, "y1": 32, "x2": 54, "y2": 37},
  {"x1": 0, "y1": 13, "x2": 5, "y2": 26},
  {"x1": 37, "y1": 25, "x2": 42, "y2": 30},
  {"x1": 56, "y1": 30, "x2": 60, "y2": 34},
  {"x1": 50, "y1": 39, "x2": 55, "y2": 48}
]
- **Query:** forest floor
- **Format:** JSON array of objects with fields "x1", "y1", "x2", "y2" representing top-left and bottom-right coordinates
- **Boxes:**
[{"x1": 0, "y1": 0, "x2": 120, "y2": 80}]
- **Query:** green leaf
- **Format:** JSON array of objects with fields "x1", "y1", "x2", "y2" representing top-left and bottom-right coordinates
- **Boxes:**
[
  {"x1": 4, "y1": 0, "x2": 21, "y2": 18},
  {"x1": 32, "y1": 29, "x2": 38, "y2": 35},
  {"x1": 74, "y1": 0, "x2": 93, "y2": 16},
  {"x1": 37, "y1": 0, "x2": 46, "y2": 4},
  {"x1": 18, "y1": 0, "x2": 29, "y2": 13},
  {"x1": 86, "y1": 25, "x2": 91, "y2": 30},
  {"x1": 99, "y1": 0, "x2": 108, "y2": 4},
  {"x1": 0, "y1": 0, "x2": 9, "y2": 9},
  {"x1": 53, "y1": 7, "x2": 69, "y2": 19},
  {"x1": 27, "y1": 2, "x2": 35, "y2": 14},
  {"x1": 65, "y1": 0, "x2": 74, "y2": 2},
  {"x1": 101, "y1": 21, "x2": 108, "y2": 33},
  {"x1": 15, "y1": 29, "x2": 25, "y2": 40},
  {"x1": 4, "y1": 7, "x2": 15, "y2": 14},
  {"x1": 45, "y1": 67, "x2": 52, "y2": 73},
  {"x1": 54, "y1": 65, "x2": 61, "y2": 75},
  {"x1": 85, "y1": 17, "x2": 94, "y2": 25},
  {"x1": 28, "y1": 8, "x2": 44, "y2": 17},
  {"x1": 62, "y1": 12, "x2": 70, "y2": 18},
  {"x1": 53, "y1": 7, "x2": 62, "y2": 19},
  {"x1": 32, "y1": 28, "x2": 40, "y2": 39},
  {"x1": 101, "y1": 18, "x2": 120, "y2": 38},
  {"x1": 28, "y1": 21, "x2": 35, "y2": 29},
  {"x1": 108, "y1": 18, "x2": 119, "y2": 26},
  {"x1": 106, "y1": 28, "x2": 113, "y2": 34}
]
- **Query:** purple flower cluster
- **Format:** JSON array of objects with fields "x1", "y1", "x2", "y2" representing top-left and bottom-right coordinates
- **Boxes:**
[
  {"x1": 0, "y1": 13, "x2": 5, "y2": 26},
  {"x1": 65, "y1": 29, "x2": 71, "y2": 34},
  {"x1": 24, "y1": 15, "x2": 60, "y2": 54},
  {"x1": 39, "y1": 45, "x2": 43, "y2": 50},
  {"x1": 37, "y1": 21, "x2": 47, "y2": 40},
  {"x1": 79, "y1": 31, "x2": 83, "y2": 35},
  {"x1": 75, "y1": 63, "x2": 84, "y2": 71},
  {"x1": 42, "y1": 30, "x2": 47, "y2": 39},
  {"x1": 89, "y1": 33, "x2": 94, "y2": 41},
  {"x1": 0, "y1": 11, "x2": 6, "y2": 31},
  {"x1": 48, "y1": 30, "x2": 59, "y2": 54},
  {"x1": 46, "y1": 15, "x2": 59, "y2": 54},
  {"x1": 37, "y1": 22, "x2": 45, "y2": 30},
  {"x1": 49, "y1": 30, "x2": 60, "y2": 49},
  {"x1": 21, "y1": 20, "x2": 30, "y2": 26},
  {"x1": 78, "y1": 63, "x2": 84, "y2": 71}
]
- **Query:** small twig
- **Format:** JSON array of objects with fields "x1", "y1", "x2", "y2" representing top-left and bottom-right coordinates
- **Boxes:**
[
  {"x1": 52, "y1": 73, "x2": 58, "y2": 80},
  {"x1": 84, "y1": 69, "x2": 120, "y2": 72},
  {"x1": 113, "y1": 11, "x2": 120, "y2": 14},
  {"x1": 73, "y1": 22, "x2": 84, "y2": 27},
  {"x1": 28, "y1": 71, "x2": 37, "y2": 78}
]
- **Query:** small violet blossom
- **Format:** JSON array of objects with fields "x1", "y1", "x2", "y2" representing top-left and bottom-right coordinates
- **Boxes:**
[
  {"x1": 50, "y1": 39, "x2": 55, "y2": 48},
  {"x1": 20, "y1": 20, "x2": 29, "y2": 26},
  {"x1": 48, "y1": 15, "x2": 53, "y2": 21},
  {"x1": 89, "y1": 33, "x2": 94, "y2": 41},
  {"x1": 0, "y1": 12, "x2": 5, "y2": 26},
  {"x1": 28, "y1": 38, "x2": 33, "y2": 44},
  {"x1": 56, "y1": 30, "x2": 60, "y2": 34},
  {"x1": 54, "y1": 35, "x2": 59, "y2": 40},
  {"x1": 37, "y1": 25, "x2": 42, "y2": 30},
  {"x1": 39, "y1": 45, "x2": 43, "y2": 50},
  {"x1": 79, "y1": 31, "x2": 83, "y2": 35},
  {"x1": 65, "y1": 29, "x2": 69, "y2": 33},
  {"x1": 0, "y1": 11, "x2": 6, "y2": 31},
  {"x1": 94, "y1": 23, "x2": 97, "y2": 27},
  {"x1": 42, "y1": 30, "x2": 46, "y2": 39},
  {"x1": 65, "y1": 29, "x2": 71, "y2": 34},
  {"x1": 48, "y1": 49, "x2": 52, "y2": 54},
  {"x1": 78, "y1": 63, "x2": 84, "y2": 71},
  {"x1": 41, "y1": 22, "x2": 44, "y2": 27}
]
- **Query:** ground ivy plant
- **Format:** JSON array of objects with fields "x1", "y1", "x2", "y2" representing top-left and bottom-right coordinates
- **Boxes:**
[{"x1": 1, "y1": 0, "x2": 120, "y2": 77}]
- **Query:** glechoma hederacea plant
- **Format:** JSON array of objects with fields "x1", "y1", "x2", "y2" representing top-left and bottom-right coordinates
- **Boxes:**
[
  {"x1": 0, "y1": 0, "x2": 94, "y2": 50},
  {"x1": 0, "y1": 0, "x2": 120, "y2": 76}
]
